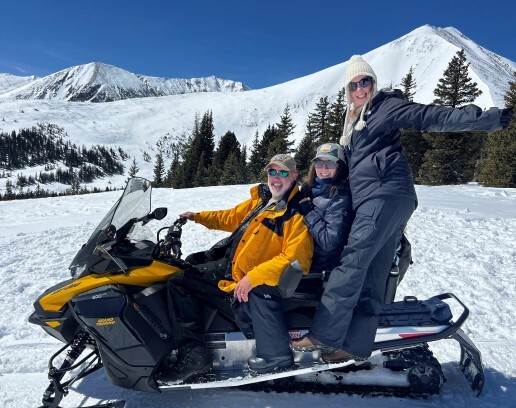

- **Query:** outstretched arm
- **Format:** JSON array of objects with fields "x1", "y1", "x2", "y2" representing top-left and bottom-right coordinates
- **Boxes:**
[{"x1": 385, "y1": 97, "x2": 510, "y2": 133}]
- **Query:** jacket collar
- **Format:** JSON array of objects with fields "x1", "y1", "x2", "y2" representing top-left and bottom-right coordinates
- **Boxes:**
[
  {"x1": 371, "y1": 88, "x2": 405, "y2": 105},
  {"x1": 250, "y1": 183, "x2": 299, "y2": 216}
]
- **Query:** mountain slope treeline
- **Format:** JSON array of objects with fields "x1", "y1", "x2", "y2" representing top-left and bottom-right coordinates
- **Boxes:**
[{"x1": 0, "y1": 123, "x2": 128, "y2": 200}]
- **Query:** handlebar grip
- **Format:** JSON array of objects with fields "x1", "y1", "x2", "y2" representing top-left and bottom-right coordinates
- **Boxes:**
[{"x1": 172, "y1": 244, "x2": 182, "y2": 258}]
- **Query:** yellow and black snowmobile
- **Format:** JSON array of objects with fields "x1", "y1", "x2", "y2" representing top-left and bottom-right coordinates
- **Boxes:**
[{"x1": 29, "y1": 177, "x2": 485, "y2": 408}]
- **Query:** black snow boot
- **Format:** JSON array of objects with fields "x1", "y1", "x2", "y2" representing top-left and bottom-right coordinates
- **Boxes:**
[
  {"x1": 162, "y1": 343, "x2": 212, "y2": 382},
  {"x1": 248, "y1": 353, "x2": 294, "y2": 374}
]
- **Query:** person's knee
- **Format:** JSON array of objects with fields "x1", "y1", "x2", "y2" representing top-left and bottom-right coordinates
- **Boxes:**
[{"x1": 249, "y1": 284, "x2": 282, "y2": 301}]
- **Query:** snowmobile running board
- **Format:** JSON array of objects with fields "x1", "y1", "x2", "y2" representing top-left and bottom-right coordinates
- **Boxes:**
[{"x1": 158, "y1": 352, "x2": 381, "y2": 390}]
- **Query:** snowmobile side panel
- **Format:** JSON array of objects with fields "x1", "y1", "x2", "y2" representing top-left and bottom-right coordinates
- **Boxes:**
[
  {"x1": 71, "y1": 285, "x2": 175, "y2": 392},
  {"x1": 35, "y1": 261, "x2": 182, "y2": 313}
]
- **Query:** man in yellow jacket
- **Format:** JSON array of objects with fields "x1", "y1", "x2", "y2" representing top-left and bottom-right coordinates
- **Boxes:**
[{"x1": 165, "y1": 154, "x2": 313, "y2": 382}]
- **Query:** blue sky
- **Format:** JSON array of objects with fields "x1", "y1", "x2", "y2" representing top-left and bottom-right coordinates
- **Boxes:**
[{"x1": 2, "y1": 0, "x2": 515, "y2": 89}]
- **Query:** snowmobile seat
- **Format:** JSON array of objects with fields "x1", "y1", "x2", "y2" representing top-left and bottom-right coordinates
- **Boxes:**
[{"x1": 281, "y1": 234, "x2": 413, "y2": 328}]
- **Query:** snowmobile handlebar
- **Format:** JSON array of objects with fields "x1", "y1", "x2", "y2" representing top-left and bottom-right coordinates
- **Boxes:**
[{"x1": 156, "y1": 217, "x2": 188, "y2": 260}]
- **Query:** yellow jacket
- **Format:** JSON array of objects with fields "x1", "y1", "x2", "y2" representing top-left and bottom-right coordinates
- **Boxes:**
[{"x1": 193, "y1": 184, "x2": 313, "y2": 292}]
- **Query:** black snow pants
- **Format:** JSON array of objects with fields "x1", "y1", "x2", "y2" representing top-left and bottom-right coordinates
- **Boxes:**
[
  {"x1": 310, "y1": 196, "x2": 416, "y2": 357},
  {"x1": 232, "y1": 285, "x2": 292, "y2": 360}
]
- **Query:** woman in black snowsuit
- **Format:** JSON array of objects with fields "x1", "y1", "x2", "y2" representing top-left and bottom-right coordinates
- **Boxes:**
[
  {"x1": 299, "y1": 143, "x2": 353, "y2": 276},
  {"x1": 292, "y1": 55, "x2": 513, "y2": 362}
]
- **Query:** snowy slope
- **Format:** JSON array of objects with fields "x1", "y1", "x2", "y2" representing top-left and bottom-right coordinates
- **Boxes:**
[
  {"x1": 0, "y1": 73, "x2": 38, "y2": 95},
  {"x1": 0, "y1": 183, "x2": 515, "y2": 407}
]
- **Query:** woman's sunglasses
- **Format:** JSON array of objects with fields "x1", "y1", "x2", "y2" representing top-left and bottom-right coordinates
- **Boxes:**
[
  {"x1": 349, "y1": 76, "x2": 372, "y2": 92},
  {"x1": 267, "y1": 168, "x2": 290, "y2": 177},
  {"x1": 314, "y1": 160, "x2": 338, "y2": 169}
]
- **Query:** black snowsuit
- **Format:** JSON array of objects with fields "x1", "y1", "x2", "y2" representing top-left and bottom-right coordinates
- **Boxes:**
[{"x1": 310, "y1": 89, "x2": 505, "y2": 357}]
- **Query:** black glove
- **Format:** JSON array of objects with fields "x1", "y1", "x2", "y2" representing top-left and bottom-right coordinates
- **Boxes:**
[
  {"x1": 299, "y1": 198, "x2": 313, "y2": 216},
  {"x1": 500, "y1": 108, "x2": 513, "y2": 129}
]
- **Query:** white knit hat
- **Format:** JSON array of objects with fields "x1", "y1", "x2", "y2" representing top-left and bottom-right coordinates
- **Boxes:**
[{"x1": 340, "y1": 55, "x2": 377, "y2": 146}]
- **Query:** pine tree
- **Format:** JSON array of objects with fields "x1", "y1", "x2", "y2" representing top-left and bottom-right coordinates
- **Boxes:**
[
  {"x1": 152, "y1": 153, "x2": 165, "y2": 187},
  {"x1": 295, "y1": 118, "x2": 317, "y2": 178},
  {"x1": 477, "y1": 72, "x2": 516, "y2": 187},
  {"x1": 327, "y1": 88, "x2": 346, "y2": 143},
  {"x1": 247, "y1": 131, "x2": 262, "y2": 182},
  {"x1": 142, "y1": 151, "x2": 151, "y2": 163},
  {"x1": 220, "y1": 152, "x2": 245, "y2": 185},
  {"x1": 400, "y1": 66, "x2": 416, "y2": 102},
  {"x1": 419, "y1": 49, "x2": 484, "y2": 185},
  {"x1": 275, "y1": 104, "x2": 296, "y2": 153},
  {"x1": 4, "y1": 180, "x2": 14, "y2": 200},
  {"x1": 193, "y1": 152, "x2": 208, "y2": 187},
  {"x1": 401, "y1": 129, "x2": 428, "y2": 182},
  {"x1": 197, "y1": 111, "x2": 215, "y2": 166},
  {"x1": 175, "y1": 111, "x2": 215, "y2": 188},
  {"x1": 417, "y1": 131, "x2": 484, "y2": 185},
  {"x1": 69, "y1": 170, "x2": 81, "y2": 195},
  {"x1": 433, "y1": 49, "x2": 482, "y2": 108},
  {"x1": 309, "y1": 96, "x2": 331, "y2": 144},
  {"x1": 212, "y1": 131, "x2": 241, "y2": 184},
  {"x1": 504, "y1": 70, "x2": 516, "y2": 109},
  {"x1": 239, "y1": 145, "x2": 249, "y2": 184},
  {"x1": 127, "y1": 157, "x2": 139, "y2": 180},
  {"x1": 260, "y1": 124, "x2": 280, "y2": 161},
  {"x1": 165, "y1": 153, "x2": 180, "y2": 188},
  {"x1": 477, "y1": 122, "x2": 516, "y2": 187}
]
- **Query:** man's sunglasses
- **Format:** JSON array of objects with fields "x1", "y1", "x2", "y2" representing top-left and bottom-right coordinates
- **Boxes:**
[
  {"x1": 314, "y1": 160, "x2": 338, "y2": 169},
  {"x1": 349, "y1": 76, "x2": 372, "y2": 92},
  {"x1": 267, "y1": 168, "x2": 290, "y2": 177}
]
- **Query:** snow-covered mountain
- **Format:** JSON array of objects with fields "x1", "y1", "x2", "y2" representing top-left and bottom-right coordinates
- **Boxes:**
[
  {"x1": 0, "y1": 62, "x2": 250, "y2": 102},
  {"x1": 0, "y1": 25, "x2": 514, "y2": 190},
  {"x1": 368, "y1": 25, "x2": 514, "y2": 109},
  {"x1": 0, "y1": 73, "x2": 37, "y2": 95}
]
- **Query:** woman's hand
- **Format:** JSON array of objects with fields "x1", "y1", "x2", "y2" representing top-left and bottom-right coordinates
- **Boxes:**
[{"x1": 299, "y1": 197, "x2": 312, "y2": 215}]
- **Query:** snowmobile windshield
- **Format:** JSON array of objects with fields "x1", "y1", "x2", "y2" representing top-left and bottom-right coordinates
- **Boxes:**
[
  {"x1": 88, "y1": 177, "x2": 152, "y2": 241},
  {"x1": 69, "y1": 177, "x2": 153, "y2": 277}
]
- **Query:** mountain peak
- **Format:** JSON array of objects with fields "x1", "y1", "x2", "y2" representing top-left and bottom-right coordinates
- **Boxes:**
[{"x1": 0, "y1": 63, "x2": 250, "y2": 102}]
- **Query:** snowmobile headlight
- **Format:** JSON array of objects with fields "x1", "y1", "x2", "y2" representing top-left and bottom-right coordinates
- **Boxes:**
[{"x1": 70, "y1": 263, "x2": 87, "y2": 278}]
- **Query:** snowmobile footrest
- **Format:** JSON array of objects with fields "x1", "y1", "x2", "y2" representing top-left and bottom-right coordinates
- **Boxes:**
[
  {"x1": 450, "y1": 328, "x2": 484, "y2": 396},
  {"x1": 76, "y1": 402, "x2": 126, "y2": 408}
]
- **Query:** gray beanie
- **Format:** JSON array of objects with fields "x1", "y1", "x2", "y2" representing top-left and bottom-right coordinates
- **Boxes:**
[{"x1": 340, "y1": 55, "x2": 377, "y2": 146}]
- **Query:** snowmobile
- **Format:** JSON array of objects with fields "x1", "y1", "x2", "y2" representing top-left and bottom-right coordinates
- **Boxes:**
[{"x1": 29, "y1": 177, "x2": 485, "y2": 408}]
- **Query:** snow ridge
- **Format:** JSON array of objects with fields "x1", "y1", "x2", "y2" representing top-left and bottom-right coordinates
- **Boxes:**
[{"x1": 0, "y1": 62, "x2": 250, "y2": 102}]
